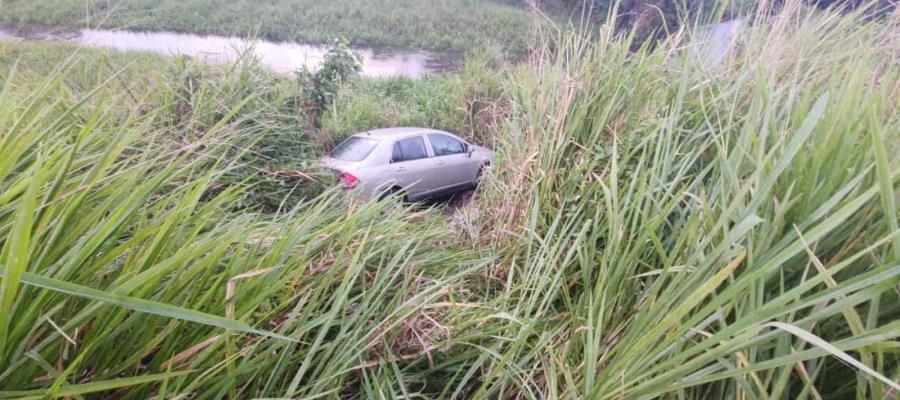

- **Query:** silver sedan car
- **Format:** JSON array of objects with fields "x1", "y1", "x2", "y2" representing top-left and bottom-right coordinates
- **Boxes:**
[{"x1": 321, "y1": 127, "x2": 493, "y2": 201}]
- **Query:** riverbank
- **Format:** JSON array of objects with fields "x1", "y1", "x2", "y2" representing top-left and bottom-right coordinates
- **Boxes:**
[
  {"x1": 0, "y1": 23, "x2": 461, "y2": 77},
  {"x1": 0, "y1": 0, "x2": 538, "y2": 53}
]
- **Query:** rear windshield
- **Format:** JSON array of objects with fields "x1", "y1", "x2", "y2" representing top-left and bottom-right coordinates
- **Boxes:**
[{"x1": 330, "y1": 136, "x2": 378, "y2": 162}]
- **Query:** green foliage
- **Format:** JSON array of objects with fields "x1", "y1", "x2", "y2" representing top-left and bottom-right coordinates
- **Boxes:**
[
  {"x1": 473, "y1": 5, "x2": 900, "y2": 399},
  {"x1": 0, "y1": 41, "x2": 329, "y2": 211},
  {"x1": 320, "y1": 76, "x2": 463, "y2": 145},
  {"x1": 320, "y1": 51, "x2": 507, "y2": 147},
  {"x1": 0, "y1": 40, "x2": 481, "y2": 399},
  {"x1": 296, "y1": 39, "x2": 362, "y2": 117}
]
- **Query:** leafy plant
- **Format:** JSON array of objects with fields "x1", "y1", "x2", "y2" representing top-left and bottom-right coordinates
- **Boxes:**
[{"x1": 296, "y1": 38, "x2": 362, "y2": 127}]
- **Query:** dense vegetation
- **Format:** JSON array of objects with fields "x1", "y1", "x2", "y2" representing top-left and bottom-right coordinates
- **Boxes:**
[
  {"x1": 0, "y1": 0, "x2": 537, "y2": 52},
  {"x1": 1, "y1": 2, "x2": 898, "y2": 399}
]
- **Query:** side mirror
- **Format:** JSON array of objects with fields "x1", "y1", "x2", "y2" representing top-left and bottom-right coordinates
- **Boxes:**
[{"x1": 467, "y1": 144, "x2": 474, "y2": 158}]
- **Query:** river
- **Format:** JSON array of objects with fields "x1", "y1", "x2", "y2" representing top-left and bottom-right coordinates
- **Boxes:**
[{"x1": 0, "y1": 23, "x2": 459, "y2": 78}]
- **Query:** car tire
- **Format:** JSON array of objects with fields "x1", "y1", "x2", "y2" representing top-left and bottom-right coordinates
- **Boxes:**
[
  {"x1": 475, "y1": 164, "x2": 487, "y2": 187},
  {"x1": 382, "y1": 186, "x2": 408, "y2": 203}
]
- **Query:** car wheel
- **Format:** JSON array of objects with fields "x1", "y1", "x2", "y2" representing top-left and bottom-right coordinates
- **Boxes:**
[
  {"x1": 382, "y1": 186, "x2": 408, "y2": 203},
  {"x1": 475, "y1": 164, "x2": 487, "y2": 187}
]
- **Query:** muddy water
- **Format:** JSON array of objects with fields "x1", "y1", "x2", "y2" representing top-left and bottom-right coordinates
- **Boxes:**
[{"x1": 0, "y1": 24, "x2": 459, "y2": 77}]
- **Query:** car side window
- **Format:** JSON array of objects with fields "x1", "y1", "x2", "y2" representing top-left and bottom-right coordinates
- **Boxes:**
[
  {"x1": 427, "y1": 134, "x2": 466, "y2": 157},
  {"x1": 392, "y1": 136, "x2": 428, "y2": 162}
]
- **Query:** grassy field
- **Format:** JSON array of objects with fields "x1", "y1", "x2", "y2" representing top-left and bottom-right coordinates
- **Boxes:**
[
  {"x1": 0, "y1": 0, "x2": 538, "y2": 52},
  {"x1": 1, "y1": 2, "x2": 899, "y2": 399}
]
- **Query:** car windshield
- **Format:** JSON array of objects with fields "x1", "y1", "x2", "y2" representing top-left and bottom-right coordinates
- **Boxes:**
[{"x1": 330, "y1": 136, "x2": 378, "y2": 162}]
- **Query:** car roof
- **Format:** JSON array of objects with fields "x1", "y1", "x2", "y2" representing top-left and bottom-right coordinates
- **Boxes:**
[{"x1": 354, "y1": 127, "x2": 448, "y2": 140}]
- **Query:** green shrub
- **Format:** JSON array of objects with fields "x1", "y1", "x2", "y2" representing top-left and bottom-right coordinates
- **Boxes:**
[{"x1": 295, "y1": 39, "x2": 362, "y2": 118}]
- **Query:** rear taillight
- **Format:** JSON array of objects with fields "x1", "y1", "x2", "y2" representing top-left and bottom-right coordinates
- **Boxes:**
[{"x1": 341, "y1": 172, "x2": 358, "y2": 189}]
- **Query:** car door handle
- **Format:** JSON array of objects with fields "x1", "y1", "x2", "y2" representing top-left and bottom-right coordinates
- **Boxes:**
[
  {"x1": 437, "y1": 160, "x2": 447, "y2": 166},
  {"x1": 396, "y1": 167, "x2": 406, "y2": 172}
]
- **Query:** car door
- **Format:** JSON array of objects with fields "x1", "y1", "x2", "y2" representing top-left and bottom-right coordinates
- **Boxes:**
[
  {"x1": 426, "y1": 133, "x2": 477, "y2": 189},
  {"x1": 390, "y1": 135, "x2": 437, "y2": 199}
]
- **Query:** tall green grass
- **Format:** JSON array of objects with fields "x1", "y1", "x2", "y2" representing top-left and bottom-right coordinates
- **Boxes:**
[
  {"x1": 320, "y1": 51, "x2": 508, "y2": 147},
  {"x1": 1, "y1": 1, "x2": 898, "y2": 398},
  {"x1": 471, "y1": 2, "x2": 899, "y2": 398},
  {"x1": 0, "y1": 41, "x2": 486, "y2": 398}
]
